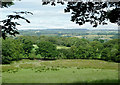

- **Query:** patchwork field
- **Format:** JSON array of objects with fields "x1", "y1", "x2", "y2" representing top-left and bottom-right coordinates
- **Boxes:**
[
  {"x1": 74, "y1": 35, "x2": 114, "y2": 40},
  {"x1": 2, "y1": 59, "x2": 119, "y2": 83}
]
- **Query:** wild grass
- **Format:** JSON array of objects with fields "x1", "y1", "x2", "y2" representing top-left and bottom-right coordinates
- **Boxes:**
[
  {"x1": 2, "y1": 59, "x2": 119, "y2": 83},
  {"x1": 2, "y1": 65, "x2": 19, "y2": 73},
  {"x1": 19, "y1": 64, "x2": 35, "y2": 69},
  {"x1": 39, "y1": 59, "x2": 118, "y2": 70},
  {"x1": 2, "y1": 68, "x2": 118, "y2": 83},
  {"x1": 10, "y1": 59, "x2": 118, "y2": 70}
]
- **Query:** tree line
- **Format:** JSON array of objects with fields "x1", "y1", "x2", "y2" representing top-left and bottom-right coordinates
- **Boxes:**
[{"x1": 2, "y1": 36, "x2": 120, "y2": 64}]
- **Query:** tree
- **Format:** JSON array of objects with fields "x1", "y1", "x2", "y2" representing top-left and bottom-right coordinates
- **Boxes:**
[
  {"x1": 2, "y1": 38, "x2": 24, "y2": 64},
  {"x1": 0, "y1": 1, "x2": 33, "y2": 39},
  {"x1": 73, "y1": 39, "x2": 89, "y2": 47},
  {"x1": 90, "y1": 41, "x2": 103, "y2": 59},
  {"x1": 74, "y1": 45, "x2": 92, "y2": 59},
  {"x1": 22, "y1": 39, "x2": 34, "y2": 55},
  {"x1": 36, "y1": 41, "x2": 58, "y2": 59},
  {"x1": 16, "y1": 36, "x2": 34, "y2": 55},
  {"x1": 1, "y1": 1, "x2": 14, "y2": 8},
  {"x1": 58, "y1": 49, "x2": 73, "y2": 59},
  {"x1": 42, "y1": 1, "x2": 120, "y2": 27},
  {"x1": 102, "y1": 39, "x2": 120, "y2": 62},
  {"x1": 0, "y1": 11, "x2": 33, "y2": 39},
  {"x1": 101, "y1": 48, "x2": 111, "y2": 61}
]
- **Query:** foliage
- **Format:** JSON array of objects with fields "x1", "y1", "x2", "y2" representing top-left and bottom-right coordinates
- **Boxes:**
[
  {"x1": 2, "y1": 36, "x2": 120, "y2": 64},
  {"x1": 102, "y1": 39, "x2": 120, "y2": 62},
  {"x1": 42, "y1": 1, "x2": 120, "y2": 27},
  {"x1": 36, "y1": 41, "x2": 58, "y2": 59},
  {"x1": 1, "y1": 2, "x2": 14, "y2": 8},
  {"x1": 21, "y1": 39, "x2": 34, "y2": 55},
  {"x1": 28, "y1": 53, "x2": 36, "y2": 60},
  {"x1": 57, "y1": 38, "x2": 120, "y2": 62},
  {"x1": 2, "y1": 38, "x2": 24, "y2": 64},
  {"x1": 0, "y1": 11, "x2": 33, "y2": 39},
  {"x1": 2, "y1": 37, "x2": 34, "y2": 64}
]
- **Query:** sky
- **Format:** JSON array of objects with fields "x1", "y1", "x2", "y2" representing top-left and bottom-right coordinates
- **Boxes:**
[{"x1": 0, "y1": 0, "x2": 118, "y2": 30}]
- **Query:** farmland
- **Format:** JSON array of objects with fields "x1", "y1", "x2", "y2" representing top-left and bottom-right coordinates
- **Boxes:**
[
  {"x1": 18, "y1": 29, "x2": 118, "y2": 41},
  {"x1": 74, "y1": 35, "x2": 114, "y2": 40}
]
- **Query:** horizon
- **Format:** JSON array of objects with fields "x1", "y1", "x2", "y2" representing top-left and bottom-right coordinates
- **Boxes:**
[{"x1": 18, "y1": 28, "x2": 118, "y2": 31}]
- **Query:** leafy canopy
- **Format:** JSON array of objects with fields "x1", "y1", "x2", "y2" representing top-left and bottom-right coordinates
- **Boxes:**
[
  {"x1": 0, "y1": 11, "x2": 33, "y2": 39},
  {"x1": 42, "y1": 1, "x2": 120, "y2": 27}
]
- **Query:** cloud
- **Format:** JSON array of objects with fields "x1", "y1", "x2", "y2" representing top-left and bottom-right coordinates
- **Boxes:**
[{"x1": 1, "y1": 0, "x2": 118, "y2": 30}]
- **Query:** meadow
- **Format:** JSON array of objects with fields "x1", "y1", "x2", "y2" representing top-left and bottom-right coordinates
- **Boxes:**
[{"x1": 2, "y1": 59, "x2": 119, "y2": 83}]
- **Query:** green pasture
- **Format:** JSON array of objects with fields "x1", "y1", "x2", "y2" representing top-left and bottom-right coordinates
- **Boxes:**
[
  {"x1": 2, "y1": 59, "x2": 119, "y2": 83},
  {"x1": 56, "y1": 46, "x2": 70, "y2": 49}
]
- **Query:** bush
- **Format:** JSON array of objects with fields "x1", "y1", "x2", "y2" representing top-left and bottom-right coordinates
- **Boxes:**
[{"x1": 28, "y1": 53, "x2": 36, "y2": 60}]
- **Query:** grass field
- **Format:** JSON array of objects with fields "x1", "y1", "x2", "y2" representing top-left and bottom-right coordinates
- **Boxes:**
[
  {"x1": 56, "y1": 46, "x2": 70, "y2": 49},
  {"x1": 2, "y1": 59, "x2": 119, "y2": 83}
]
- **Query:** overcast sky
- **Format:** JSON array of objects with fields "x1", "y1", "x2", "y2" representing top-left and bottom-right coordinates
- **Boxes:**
[{"x1": 0, "y1": 0, "x2": 118, "y2": 30}]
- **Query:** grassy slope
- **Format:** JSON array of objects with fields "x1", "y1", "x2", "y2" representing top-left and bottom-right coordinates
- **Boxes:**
[{"x1": 2, "y1": 59, "x2": 119, "y2": 83}]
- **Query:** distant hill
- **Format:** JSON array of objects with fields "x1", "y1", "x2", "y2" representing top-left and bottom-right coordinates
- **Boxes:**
[{"x1": 18, "y1": 29, "x2": 118, "y2": 39}]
